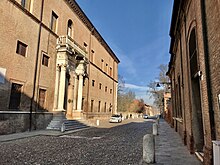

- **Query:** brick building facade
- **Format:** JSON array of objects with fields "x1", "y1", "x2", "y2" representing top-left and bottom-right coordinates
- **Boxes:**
[
  {"x1": 0, "y1": 0, "x2": 119, "y2": 134},
  {"x1": 167, "y1": 0, "x2": 220, "y2": 164}
]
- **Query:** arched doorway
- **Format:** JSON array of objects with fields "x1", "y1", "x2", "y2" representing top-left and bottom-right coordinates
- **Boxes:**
[{"x1": 188, "y1": 28, "x2": 204, "y2": 152}]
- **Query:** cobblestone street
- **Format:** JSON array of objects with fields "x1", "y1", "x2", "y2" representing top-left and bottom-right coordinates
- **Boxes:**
[{"x1": 0, "y1": 118, "x2": 153, "y2": 165}]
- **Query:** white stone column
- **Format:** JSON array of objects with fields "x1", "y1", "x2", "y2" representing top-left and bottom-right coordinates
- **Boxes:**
[
  {"x1": 53, "y1": 65, "x2": 60, "y2": 109},
  {"x1": 57, "y1": 64, "x2": 66, "y2": 110},
  {"x1": 73, "y1": 73, "x2": 78, "y2": 111},
  {"x1": 77, "y1": 74, "x2": 83, "y2": 110},
  {"x1": 67, "y1": 71, "x2": 74, "y2": 117}
]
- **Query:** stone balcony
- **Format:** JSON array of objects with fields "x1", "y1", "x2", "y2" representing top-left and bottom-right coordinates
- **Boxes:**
[{"x1": 57, "y1": 35, "x2": 87, "y2": 58}]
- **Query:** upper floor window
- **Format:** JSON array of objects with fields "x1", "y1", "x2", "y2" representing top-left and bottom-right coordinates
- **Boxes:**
[
  {"x1": 101, "y1": 59, "x2": 104, "y2": 70},
  {"x1": 84, "y1": 42, "x2": 88, "y2": 52},
  {"x1": 42, "y1": 54, "x2": 49, "y2": 67},
  {"x1": 105, "y1": 86, "x2": 107, "y2": 92},
  {"x1": 21, "y1": 0, "x2": 31, "y2": 11},
  {"x1": 91, "y1": 50, "x2": 95, "y2": 63},
  {"x1": 110, "y1": 67, "x2": 113, "y2": 76},
  {"x1": 67, "y1": 19, "x2": 73, "y2": 38},
  {"x1": 51, "y1": 11, "x2": 58, "y2": 33},
  {"x1": 92, "y1": 80, "x2": 95, "y2": 87},
  {"x1": 99, "y1": 83, "x2": 102, "y2": 89},
  {"x1": 91, "y1": 100, "x2": 94, "y2": 112},
  {"x1": 110, "y1": 89, "x2": 112, "y2": 94},
  {"x1": 16, "y1": 40, "x2": 27, "y2": 57},
  {"x1": 105, "y1": 63, "x2": 108, "y2": 73}
]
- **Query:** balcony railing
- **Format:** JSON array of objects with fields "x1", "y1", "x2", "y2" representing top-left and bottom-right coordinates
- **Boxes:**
[{"x1": 57, "y1": 35, "x2": 87, "y2": 58}]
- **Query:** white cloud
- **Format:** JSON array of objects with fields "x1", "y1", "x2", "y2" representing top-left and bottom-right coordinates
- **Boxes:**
[{"x1": 124, "y1": 83, "x2": 148, "y2": 91}]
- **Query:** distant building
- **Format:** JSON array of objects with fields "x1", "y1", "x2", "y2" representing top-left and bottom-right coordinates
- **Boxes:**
[
  {"x1": 163, "y1": 92, "x2": 171, "y2": 123},
  {"x1": 0, "y1": 0, "x2": 119, "y2": 134},
  {"x1": 167, "y1": 0, "x2": 220, "y2": 164}
]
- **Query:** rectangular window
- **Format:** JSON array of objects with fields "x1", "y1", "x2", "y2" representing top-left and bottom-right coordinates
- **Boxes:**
[
  {"x1": 21, "y1": 0, "x2": 31, "y2": 11},
  {"x1": 105, "y1": 86, "x2": 107, "y2": 92},
  {"x1": 92, "y1": 80, "x2": 95, "y2": 87},
  {"x1": 91, "y1": 50, "x2": 94, "y2": 63},
  {"x1": 99, "y1": 83, "x2": 102, "y2": 89},
  {"x1": 16, "y1": 40, "x2": 27, "y2": 56},
  {"x1": 9, "y1": 83, "x2": 22, "y2": 109},
  {"x1": 101, "y1": 59, "x2": 104, "y2": 70},
  {"x1": 110, "y1": 67, "x2": 112, "y2": 76},
  {"x1": 91, "y1": 100, "x2": 94, "y2": 112},
  {"x1": 84, "y1": 42, "x2": 88, "y2": 51},
  {"x1": 82, "y1": 98, "x2": 84, "y2": 110},
  {"x1": 98, "y1": 101, "x2": 101, "y2": 112},
  {"x1": 51, "y1": 11, "x2": 58, "y2": 32},
  {"x1": 38, "y1": 89, "x2": 46, "y2": 109},
  {"x1": 104, "y1": 102, "x2": 107, "y2": 112},
  {"x1": 110, "y1": 89, "x2": 112, "y2": 94},
  {"x1": 105, "y1": 63, "x2": 108, "y2": 73},
  {"x1": 42, "y1": 54, "x2": 49, "y2": 67}
]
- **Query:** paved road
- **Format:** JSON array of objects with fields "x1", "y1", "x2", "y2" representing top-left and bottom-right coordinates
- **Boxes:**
[{"x1": 0, "y1": 118, "x2": 153, "y2": 165}]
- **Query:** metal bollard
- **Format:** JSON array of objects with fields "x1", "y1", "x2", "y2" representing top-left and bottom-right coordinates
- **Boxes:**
[
  {"x1": 143, "y1": 134, "x2": 155, "y2": 163},
  {"x1": 153, "y1": 123, "x2": 158, "y2": 135},
  {"x1": 156, "y1": 118, "x2": 160, "y2": 125},
  {"x1": 61, "y1": 123, "x2": 65, "y2": 133},
  {"x1": 96, "y1": 119, "x2": 100, "y2": 126}
]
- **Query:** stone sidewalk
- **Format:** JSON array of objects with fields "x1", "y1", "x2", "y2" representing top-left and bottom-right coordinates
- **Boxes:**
[{"x1": 143, "y1": 119, "x2": 202, "y2": 165}]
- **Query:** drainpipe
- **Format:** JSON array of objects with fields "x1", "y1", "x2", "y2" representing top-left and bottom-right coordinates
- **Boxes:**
[
  {"x1": 200, "y1": 0, "x2": 216, "y2": 141},
  {"x1": 86, "y1": 27, "x2": 94, "y2": 119},
  {"x1": 29, "y1": 0, "x2": 44, "y2": 131}
]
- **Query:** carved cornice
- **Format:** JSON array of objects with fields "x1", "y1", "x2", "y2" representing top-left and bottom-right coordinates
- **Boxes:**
[{"x1": 65, "y1": 0, "x2": 120, "y2": 63}]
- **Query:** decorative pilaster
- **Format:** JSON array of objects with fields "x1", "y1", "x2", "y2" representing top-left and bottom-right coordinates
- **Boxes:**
[
  {"x1": 53, "y1": 65, "x2": 60, "y2": 109},
  {"x1": 73, "y1": 73, "x2": 78, "y2": 111},
  {"x1": 77, "y1": 74, "x2": 83, "y2": 111},
  {"x1": 57, "y1": 64, "x2": 67, "y2": 110}
]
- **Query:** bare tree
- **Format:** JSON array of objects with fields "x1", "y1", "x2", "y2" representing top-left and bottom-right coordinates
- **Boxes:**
[{"x1": 147, "y1": 64, "x2": 170, "y2": 109}]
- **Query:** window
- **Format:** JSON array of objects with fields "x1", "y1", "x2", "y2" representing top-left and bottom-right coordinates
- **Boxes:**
[
  {"x1": 82, "y1": 98, "x2": 84, "y2": 110},
  {"x1": 67, "y1": 19, "x2": 73, "y2": 37},
  {"x1": 84, "y1": 42, "x2": 88, "y2": 51},
  {"x1": 110, "y1": 89, "x2": 112, "y2": 94},
  {"x1": 99, "y1": 83, "x2": 102, "y2": 89},
  {"x1": 21, "y1": 0, "x2": 31, "y2": 11},
  {"x1": 42, "y1": 54, "x2": 49, "y2": 67},
  {"x1": 91, "y1": 100, "x2": 94, "y2": 112},
  {"x1": 101, "y1": 59, "x2": 104, "y2": 70},
  {"x1": 92, "y1": 80, "x2": 95, "y2": 87},
  {"x1": 104, "y1": 102, "x2": 107, "y2": 112},
  {"x1": 105, "y1": 63, "x2": 108, "y2": 73},
  {"x1": 38, "y1": 89, "x2": 46, "y2": 109},
  {"x1": 105, "y1": 86, "x2": 107, "y2": 92},
  {"x1": 98, "y1": 101, "x2": 101, "y2": 112},
  {"x1": 9, "y1": 83, "x2": 22, "y2": 109},
  {"x1": 51, "y1": 11, "x2": 58, "y2": 32},
  {"x1": 16, "y1": 40, "x2": 27, "y2": 56},
  {"x1": 110, "y1": 67, "x2": 112, "y2": 76},
  {"x1": 91, "y1": 50, "x2": 95, "y2": 63}
]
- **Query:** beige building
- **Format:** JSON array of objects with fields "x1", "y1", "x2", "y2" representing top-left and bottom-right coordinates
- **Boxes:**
[{"x1": 0, "y1": 0, "x2": 119, "y2": 134}]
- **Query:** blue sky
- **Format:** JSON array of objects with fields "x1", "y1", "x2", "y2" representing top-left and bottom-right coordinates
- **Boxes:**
[{"x1": 76, "y1": 0, "x2": 174, "y2": 105}]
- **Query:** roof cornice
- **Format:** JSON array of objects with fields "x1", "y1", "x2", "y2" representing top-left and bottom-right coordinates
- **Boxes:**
[{"x1": 65, "y1": 0, "x2": 120, "y2": 63}]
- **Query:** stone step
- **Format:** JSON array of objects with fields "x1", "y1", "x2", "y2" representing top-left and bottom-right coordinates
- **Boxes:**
[{"x1": 46, "y1": 117, "x2": 89, "y2": 132}]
